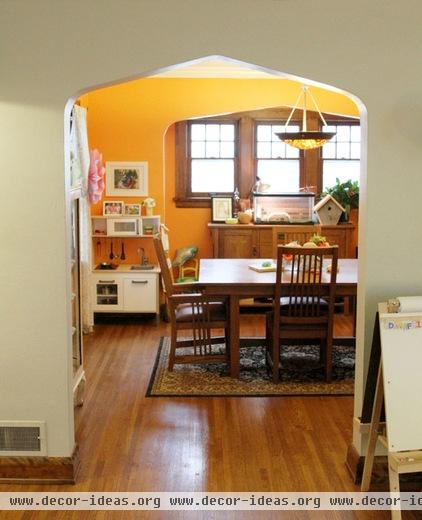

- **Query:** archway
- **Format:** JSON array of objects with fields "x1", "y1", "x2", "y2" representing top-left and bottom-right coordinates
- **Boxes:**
[{"x1": 66, "y1": 55, "x2": 367, "y2": 474}]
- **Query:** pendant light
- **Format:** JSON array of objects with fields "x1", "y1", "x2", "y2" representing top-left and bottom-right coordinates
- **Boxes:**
[{"x1": 275, "y1": 86, "x2": 335, "y2": 150}]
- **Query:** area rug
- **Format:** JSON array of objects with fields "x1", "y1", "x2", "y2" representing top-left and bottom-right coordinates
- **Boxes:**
[{"x1": 146, "y1": 338, "x2": 355, "y2": 397}]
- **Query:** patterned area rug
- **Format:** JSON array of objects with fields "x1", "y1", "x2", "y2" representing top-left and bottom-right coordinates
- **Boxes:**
[{"x1": 146, "y1": 338, "x2": 355, "y2": 397}]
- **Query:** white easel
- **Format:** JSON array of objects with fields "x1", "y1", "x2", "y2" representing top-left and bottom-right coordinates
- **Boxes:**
[{"x1": 361, "y1": 301, "x2": 422, "y2": 520}]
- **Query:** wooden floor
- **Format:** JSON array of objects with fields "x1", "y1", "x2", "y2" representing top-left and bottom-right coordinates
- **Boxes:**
[{"x1": 2, "y1": 314, "x2": 419, "y2": 519}]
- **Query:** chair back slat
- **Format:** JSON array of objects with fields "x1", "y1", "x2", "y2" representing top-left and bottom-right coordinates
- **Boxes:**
[
  {"x1": 274, "y1": 245, "x2": 338, "y2": 322},
  {"x1": 191, "y1": 299, "x2": 213, "y2": 356},
  {"x1": 153, "y1": 234, "x2": 175, "y2": 296}
]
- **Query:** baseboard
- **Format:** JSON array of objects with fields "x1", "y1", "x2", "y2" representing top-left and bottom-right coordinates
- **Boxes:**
[{"x1": 0, "y1": 445, "x2": 80, "y2": 484}]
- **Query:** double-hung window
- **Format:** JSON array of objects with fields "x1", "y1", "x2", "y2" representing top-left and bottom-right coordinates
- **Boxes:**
[
  {"x1": 255, "y1": 122, "x2": 301, "y2": 192},
  {"x1": 188, "y1": 121, "x2": 237, "y2": 195},
  {"x1": 174, "y1": 111, "x2": 359, "y2": 207},
  {"x1": 322, "y1": 122, "x2": 360, "y2": 190}
]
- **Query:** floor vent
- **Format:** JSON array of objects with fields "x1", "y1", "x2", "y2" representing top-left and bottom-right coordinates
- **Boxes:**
[{"x1": 0, "y1": 422, "x2": 46, "y2": 456}]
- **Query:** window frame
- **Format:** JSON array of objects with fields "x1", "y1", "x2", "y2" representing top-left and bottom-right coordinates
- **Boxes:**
[
  {"x1": 320, "y1": 118, "x2": 361, "y2": 192},
  {"x1": 253, "y1": 119, "x2": 304, "y2": 193},
  {"x1": 174, "y1": 109, "x2": 359, "y2": 208},
  {"x1": 174, "y1": 118, "x2": 240, "y2": 208}
]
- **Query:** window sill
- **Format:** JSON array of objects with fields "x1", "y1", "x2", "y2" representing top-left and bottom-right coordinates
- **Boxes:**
[{"x1": 173, "y1": 197, "x2": 211, "y2": 208}]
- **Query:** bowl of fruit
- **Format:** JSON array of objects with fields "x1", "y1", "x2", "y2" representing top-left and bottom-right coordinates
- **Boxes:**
[
  {"x1": 282, "y1": 235, "x2": 330, "y2": 271},
  {"x1": 306, "y1": 234, "x2": 330, "y2": 248}
]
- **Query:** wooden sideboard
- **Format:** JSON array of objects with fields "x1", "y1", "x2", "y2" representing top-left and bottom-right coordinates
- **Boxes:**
[{"x1": 208, "y1": 223, "x2": 356, "y2": 259}]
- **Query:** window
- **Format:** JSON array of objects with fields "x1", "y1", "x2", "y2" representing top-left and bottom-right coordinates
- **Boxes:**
[
  {"x1": 322, "y1": 123, "x2": 360, "y2": 190},
  {"x1": 255, "y1": 122, "x2": 300, "y2": 192},
  {"x1": 189, "y1": 121, "x2": 237, "y2": 194},
  {"x1": 174, "y1": 109, "x2": 359, "y2": 207}
]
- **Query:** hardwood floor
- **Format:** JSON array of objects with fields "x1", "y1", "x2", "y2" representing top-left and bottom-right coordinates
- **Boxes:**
[{"x1": 1, "y1": 314, "x2": 419, "y2": 519}]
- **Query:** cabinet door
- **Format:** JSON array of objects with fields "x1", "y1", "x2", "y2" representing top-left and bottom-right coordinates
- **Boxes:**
[
  {"x1": 272, "y1": 226, "x2": 321, "y2": 256},
  {"x1": 219, "y1": 229, "x2": 258, "y2": 258},
  {"x1": 321, "y1": 228, "x2": 347, "y2": 258},
  {"x1": 258, "y1": 229, "x2": 273, "y2": 258},
  {"x1": 92, "y1": 276, "x2": 122, "y2": 310},
  {"x1": 123, "y1": 275, "x2": 158, "y2": 312},
  {"x1": 70, "y1": 190, "x2": 85, "y2": 401},
  {"x1": 70, "y1": 196, "x2": 82, "y2": 374}
]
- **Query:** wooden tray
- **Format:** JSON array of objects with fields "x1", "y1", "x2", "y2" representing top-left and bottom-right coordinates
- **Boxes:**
[{"x1": 248, "y1": 263, "x2": 276, "y2": 273}]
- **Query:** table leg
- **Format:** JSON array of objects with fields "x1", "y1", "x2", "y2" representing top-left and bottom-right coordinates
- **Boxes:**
[
  {"x1": 229, "y1": 295, "x2": 240, "y2": 378},
  {"x1": 347, "y1": 295, "x2": 357, "y2": 336}
]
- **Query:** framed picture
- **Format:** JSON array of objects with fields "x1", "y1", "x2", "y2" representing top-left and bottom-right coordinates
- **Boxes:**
[
  {"x1": 124, "y1": 203, "x2": 141, "y2": 216},
  {"x1": 106, "y1": 161, "x2": 148, "y2": 196},
  {"x1": 103, "y1": 201, "x2": 124, "y2": 216},
  {"x1": 211, "y1": 195, "x2": 233, "y2": 222}
]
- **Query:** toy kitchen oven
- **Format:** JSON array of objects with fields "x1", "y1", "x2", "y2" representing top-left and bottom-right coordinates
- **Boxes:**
[{"x1": 253, "y1": 192, "x2": 316, "y2": 224}]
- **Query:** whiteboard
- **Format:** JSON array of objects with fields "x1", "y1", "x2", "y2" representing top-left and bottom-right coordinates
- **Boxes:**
[{"x1": 379, "y1": 303, "x2": 422, "y2": 452}]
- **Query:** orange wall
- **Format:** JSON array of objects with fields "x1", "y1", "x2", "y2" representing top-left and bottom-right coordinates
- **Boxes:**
[{"x1": 81, "y1": 78, "x2": 358, "y2": 265}]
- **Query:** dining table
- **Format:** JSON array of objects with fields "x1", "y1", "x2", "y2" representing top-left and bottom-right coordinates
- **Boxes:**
[{"x1": 197, "y1": 258, "x2": 359, "y2": 378}]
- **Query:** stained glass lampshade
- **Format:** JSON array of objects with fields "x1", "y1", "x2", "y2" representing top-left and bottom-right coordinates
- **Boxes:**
[
  {"x1": 276, "y1": 86, "x2": 336, "y2": 150},
  {"x1": 275, "y1": 130, "x2": 336, "y2": 150}
]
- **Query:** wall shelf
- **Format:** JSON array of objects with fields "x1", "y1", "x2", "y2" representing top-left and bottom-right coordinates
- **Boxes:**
[
  {"x1": 91, "y1": 215, "x2": 160, "y2": 237},
  {"x1": 92, "y1": 234, "x2": 157, "y2": 238}
]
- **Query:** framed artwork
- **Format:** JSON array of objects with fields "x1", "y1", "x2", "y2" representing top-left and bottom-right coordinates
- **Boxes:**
[
  {"x1": 124, "y1": 203, "x2": 141, "y2": 216},
  {"x1": 103, "y1": 201, "x2": 124, "y2": 216},
  {"x1": 211, "y1": 195, "x2": 233, "y2": 222},
  {"x1": 106, "y1": 161, "x2": 148, "y2": 196}
]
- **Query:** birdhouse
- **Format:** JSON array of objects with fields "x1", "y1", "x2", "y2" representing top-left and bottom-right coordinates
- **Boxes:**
[{"x1": 313, "y1": 194, "x2": 345, "y2": 225}]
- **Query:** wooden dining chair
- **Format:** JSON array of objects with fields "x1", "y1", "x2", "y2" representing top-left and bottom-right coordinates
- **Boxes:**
[
  {"x1": 153, "y1": 235, "x2": 229, "y2": 370},
  {"x1": 266, "y1": 245, "x2": 338, "y2": 383}
]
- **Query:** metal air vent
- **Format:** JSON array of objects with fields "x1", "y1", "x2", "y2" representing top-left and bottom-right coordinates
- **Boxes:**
[{"x1": 0, "y1": 421, "x2": 46, "y2": 455}]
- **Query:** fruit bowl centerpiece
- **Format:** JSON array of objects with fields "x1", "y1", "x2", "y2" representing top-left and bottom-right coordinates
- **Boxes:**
[{"x1": 282, "y1": 234, "x2": 330, "y2": 271}]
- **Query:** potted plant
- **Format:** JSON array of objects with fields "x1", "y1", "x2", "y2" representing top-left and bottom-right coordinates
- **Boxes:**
[{"x1": 321, "y1": 178, "x2": 359, "y2": 221}]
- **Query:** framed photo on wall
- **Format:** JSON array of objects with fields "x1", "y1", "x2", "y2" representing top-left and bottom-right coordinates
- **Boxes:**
[
  {"x1": 106, "y1": 161, "x2": 148, "y2": 197},
  {"x1": 211, "y1": 195, "x2": 233, "y2": 222},
  {"x1": 103, "y1": 201, "x2": 124, "y2": 216},
  {"x1": 124, "y1": 203, "x2": 141, "y2": 216}
]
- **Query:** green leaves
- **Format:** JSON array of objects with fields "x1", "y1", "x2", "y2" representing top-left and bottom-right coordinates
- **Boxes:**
[{"x1": 322, "y1": 178, "x2": 359, "y2": 209}]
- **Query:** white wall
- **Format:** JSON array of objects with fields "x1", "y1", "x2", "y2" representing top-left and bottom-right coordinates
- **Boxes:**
[{"x1": 1, "y1": 0, "x2": 422, "y2": 456}]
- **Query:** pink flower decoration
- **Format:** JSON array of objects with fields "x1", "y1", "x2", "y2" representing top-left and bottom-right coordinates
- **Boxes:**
[{"x1": 88, "y1": 149, "x2": 105, "y2": 204}]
